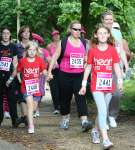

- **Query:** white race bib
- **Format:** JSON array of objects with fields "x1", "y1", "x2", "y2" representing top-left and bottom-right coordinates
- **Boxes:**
[
  {"x1": 0, "y1": 57, "x2": 12, "y2": 71},
  {"x1": 96, "y1": 72, "x2": 112, "y2": 90},
  {"x1": 25, "y1": 78, "x2": 39, "y2": 95},
  {"x1": 70, "y1": 53, "x2": 84, "y2": 68}
]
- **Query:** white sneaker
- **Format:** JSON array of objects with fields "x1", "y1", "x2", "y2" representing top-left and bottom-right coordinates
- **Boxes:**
[
  {"x1": 109, "y1": 116, "x2": 117, "y2": 127},
  {"x1": 33, "y1": 112, "x2": 36, "y2": 118},
  {"x1": 53, "y1": 110, "x2": 60, "y2": 115},
  {"x1": 33, "y1": 110, "x2": 40, "y2": 118},
  {"x1": 4, "y1": 111, "x2": 11, "y2": 119},
  {"x1": 103, "y1": 139, "x2": 113, "y2": 149},
  {"x1": 59, "y1": 119, "x2": 69, "y2": 130},
  {"x1": 106, "y1": 124, "x2": 109, "y2": 130},
  {"x1": 28, "y1": 126, "x2": 35, "y2": 134},
  {"x1": 35, "y1": 110, "x2": 40, "y2": 117},
  {"x1": 91, "y1": 128, "x2": 100, "y2": 144}
]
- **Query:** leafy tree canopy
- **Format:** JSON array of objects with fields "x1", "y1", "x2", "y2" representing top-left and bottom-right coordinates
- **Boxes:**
[{"x1": 0, "y1": 0, "x2": 134, "y2": 51}]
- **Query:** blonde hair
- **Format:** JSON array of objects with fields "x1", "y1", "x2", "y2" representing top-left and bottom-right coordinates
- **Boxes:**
[
  {"x1": 25, "y1": 41, "x2": 39, "y2": 57},
  {"x1": 101, "y1": 10, "x2": 114, "y2": 21},
  {"x1": 67, "y1": 20, "x2": 81, "y2": 35}
]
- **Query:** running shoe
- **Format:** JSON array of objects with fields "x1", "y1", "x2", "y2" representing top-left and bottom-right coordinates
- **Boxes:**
[
  {"x1": 53, "y1": 110, "x2": 60, "y2": 115},
  {"x1": 103, "y1": 139, "x2": 113, "y2": 149},
  {"x1": 82, "y1": 120, "x2": 93, "y2": 132},
  {"x1": 91, "y1": 128, "x2": 100, "y2": 144},
  {"x1": 106, "y1": 124, "x2": 109, "y2": 130},
  {"x1": 33, "y1": 110, "x2": 40, "y2": 118},
  {"x1": 4, "y1": 111, "x2": 11, "y2": 119},
  {"x1": 59, "y1": 119, "x2": 69, "y2": 130},
  {"x1": 15, "y1": 116, "x2": 28, "y2": 127},
  {"x1": 28, "y1": 126, "x2": 35, "y2": 134},
  {"x1": 109, "y1": 116, "x2": 117, "y2": 128}
]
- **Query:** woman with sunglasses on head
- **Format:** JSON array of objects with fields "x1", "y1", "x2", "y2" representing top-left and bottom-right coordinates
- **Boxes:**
[
  {"x1": 0, "y1": 27, "x2": 18, "y2": 128},
  {"x1": 48, "y1": 20, "x2": 92, "y2": 131},
  {"x1": 101, "y1": 10, "x2": 129, "y2": 128}
]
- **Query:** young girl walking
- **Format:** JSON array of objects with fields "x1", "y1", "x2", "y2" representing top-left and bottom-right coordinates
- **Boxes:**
[
  {"x1": 79, "y1": 24, "x2": 123, "y2": 149},
  {"x1": 17, "y1": 41, "x2": 47, "y2": 133}
]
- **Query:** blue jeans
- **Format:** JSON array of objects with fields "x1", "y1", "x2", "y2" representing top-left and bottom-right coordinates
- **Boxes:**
[{"x1": 92, "y1": 92, "x2": 112, "y2": 130}]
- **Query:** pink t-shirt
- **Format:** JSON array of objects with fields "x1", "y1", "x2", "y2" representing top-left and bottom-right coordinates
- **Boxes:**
[
  {"x1": 48, "y1": 43, "x2": 59, "y2": 69},
  {"x1": 42, "y1": 48, "x2": 49, "y2": 58},
  {"x1": 17, "y1": 56, "x2": 46, "y2": 96},
  {"x1": 49, "y1": 43, "x2": 56, "y2": 56},
  {"x1": 87, "y1": 45, "x2": 119, "y2": 93},
  {"x1": 60, "y1": 39, "x2": 86, "y2": 73}
]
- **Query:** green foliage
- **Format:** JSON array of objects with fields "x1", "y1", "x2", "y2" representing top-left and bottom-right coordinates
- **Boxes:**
[
  {"x1": 57, "y1": 1, "x2": 81, "y2": 34},
  {"x1": 89, "y1": 2, "x2": 107, "y2": 18},
  {"x1": 18, "y1": 0, "x2": 61, "y2": 42},
  {"x1": 120, "y1": 79, "x2": 135, "y2": 114},
  {"x1": 0, "y1": 0, "x2": 61, "y2": 42},
  {"x1": 0, "y1": 0, "x2": 135, "y2": 48},
  {"x1": 0, "y1": 0, "x2": 16, "y2": 37}
]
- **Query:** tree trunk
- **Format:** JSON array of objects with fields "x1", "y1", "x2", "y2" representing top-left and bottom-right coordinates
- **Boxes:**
[{"x1": 80, "y1": 0, "x2": 92, "y2": 38}]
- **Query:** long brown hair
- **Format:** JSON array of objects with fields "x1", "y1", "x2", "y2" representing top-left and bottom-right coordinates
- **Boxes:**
[
  {"x1": 18, "y1": 25, "x2": 32, "y2": 41},
  {"x1": 91, "y1": 23, "x2": 115, "y2": 48}
]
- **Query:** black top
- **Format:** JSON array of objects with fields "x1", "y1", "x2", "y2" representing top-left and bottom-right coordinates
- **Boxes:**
[{"x1": 0, "y1": 42, "x2": 18, "y2": 76}]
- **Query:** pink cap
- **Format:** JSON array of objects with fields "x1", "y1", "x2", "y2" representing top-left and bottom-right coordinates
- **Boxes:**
[
  {"x1": 81, "y1": 28, "x2": 86, "y2": 34},
  {"x1": 51, "y1": 30, "x2": 59, "y2": 36},
  {"x1": 32, "y1": 33, "x2": 44, "y2": 45}
]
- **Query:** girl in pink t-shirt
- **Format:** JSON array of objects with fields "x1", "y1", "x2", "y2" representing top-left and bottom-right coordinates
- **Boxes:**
[
  {"x1": 79, "y1": 24, "x2": 123, "y2": 149},
  {"x1": 17, "y1": 41, "x2": 47, "y2": 134}
]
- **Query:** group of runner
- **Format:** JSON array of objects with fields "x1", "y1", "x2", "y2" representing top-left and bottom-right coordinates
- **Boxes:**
[{"x1": 0, "y1": 10, "x2": 132, "y2": 149}]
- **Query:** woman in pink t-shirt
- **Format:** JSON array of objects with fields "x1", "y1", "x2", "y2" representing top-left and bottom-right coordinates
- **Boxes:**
[
  {"x1": 79, "y1": 24, "x2": 123, "y2": 149},
  {"x1": 17, "y1": 41, "x2": 47, "y2": 134},
  {"x1": 48, "y1": 20, "x2": 92, "y2": 132}
]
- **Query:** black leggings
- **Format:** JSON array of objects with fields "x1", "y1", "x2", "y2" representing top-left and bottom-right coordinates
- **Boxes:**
[
  {"x1": 0, "y1": 74, "x2": 18, "y2": 126},
  {"x1": 58, "y1": 71, "x2": 88, "y2": 117},
  {"x1": 49, "y1": 68, "x2": 60, "y2": 110}
]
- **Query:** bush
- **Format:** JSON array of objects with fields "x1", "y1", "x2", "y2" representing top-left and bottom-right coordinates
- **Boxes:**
[{"x1": 120, "y1": 78, "x2": 135, "y2": 114}]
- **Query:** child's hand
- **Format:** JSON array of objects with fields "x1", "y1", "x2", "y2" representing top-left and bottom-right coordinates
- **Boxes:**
[{"x1": 79, "y1": 86, "x2": 86, "y2": 95}]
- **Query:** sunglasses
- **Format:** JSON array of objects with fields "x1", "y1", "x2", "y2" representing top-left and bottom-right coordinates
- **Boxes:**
[{"x1": 72, "y1": 28, "x2": 81, "y2": 32}]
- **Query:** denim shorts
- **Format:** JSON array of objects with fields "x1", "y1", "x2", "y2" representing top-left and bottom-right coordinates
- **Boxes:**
[{"x1": 23, "y1": 93, "x2": 41, "y2": 102}]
